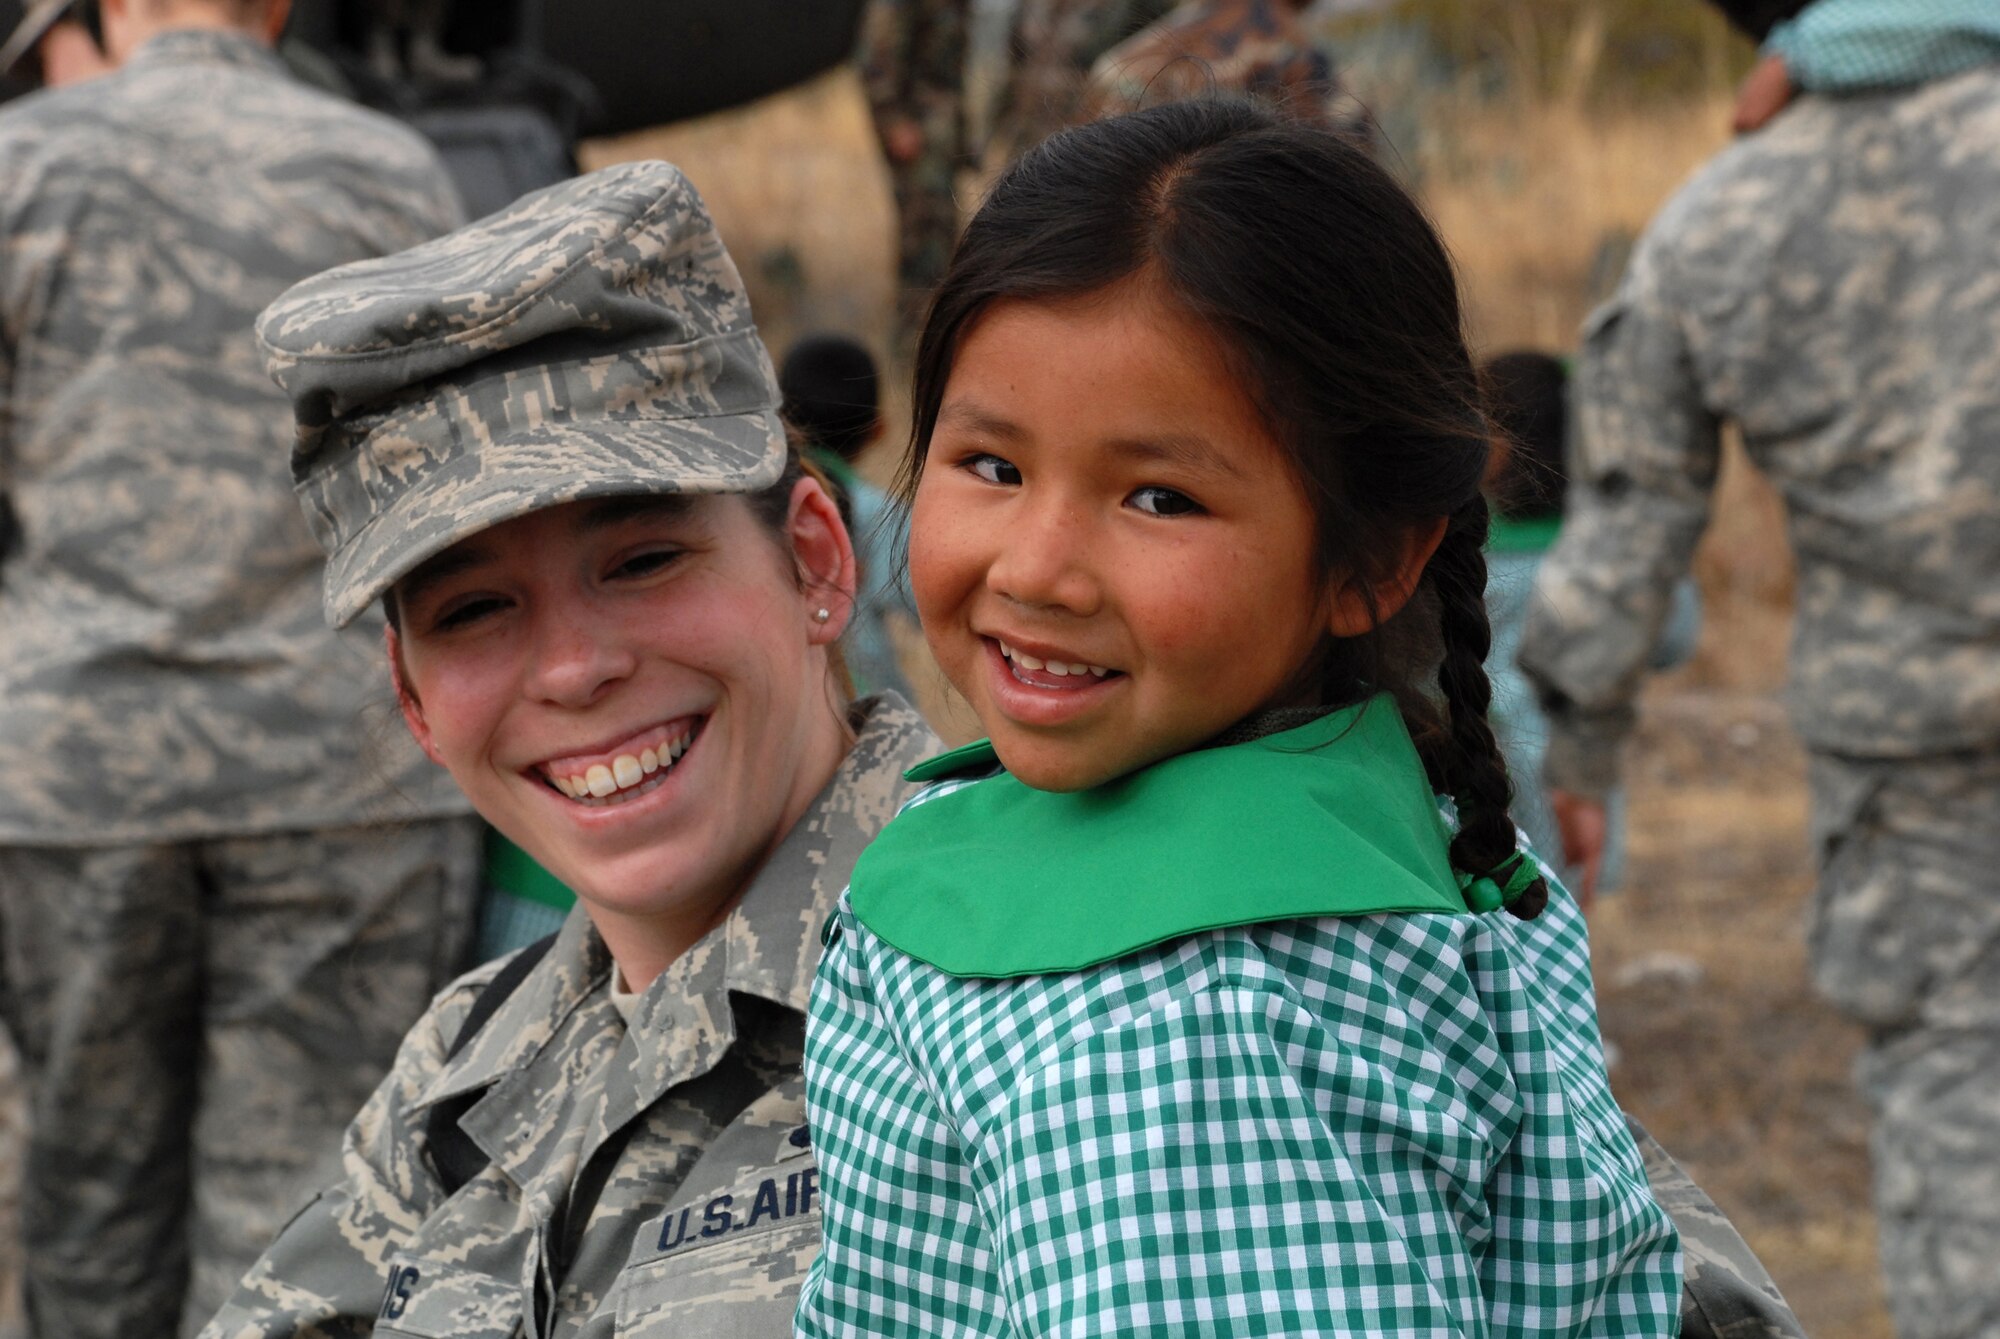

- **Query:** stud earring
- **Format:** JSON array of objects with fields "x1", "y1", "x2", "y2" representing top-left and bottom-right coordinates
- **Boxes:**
[{"x1": 813, "y1": 608, "x2": 831, "y2": 624}]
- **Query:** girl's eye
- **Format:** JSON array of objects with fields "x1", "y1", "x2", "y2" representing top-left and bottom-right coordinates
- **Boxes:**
[
  {"x1": 1129, "y1": 486, "x2": 1204, "y2": 517},
  {"x1": 964, "y1": 453, "x2": 1022, "y2": 486}
]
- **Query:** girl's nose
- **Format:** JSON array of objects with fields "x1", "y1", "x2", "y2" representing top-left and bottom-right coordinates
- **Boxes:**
[
  {"x1": 525, "y1": 603, "x2": 639, "y2": 708},
  {"x1": 985, "y1": 497, "x2": 1101, "y2": 617}
]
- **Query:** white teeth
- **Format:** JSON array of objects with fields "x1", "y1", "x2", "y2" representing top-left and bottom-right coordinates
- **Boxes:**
[
  {"x1": 550, "y1": 728, "x2": 701, "y2": 803},
  {"x1": 1000, "y1": 640, "x2": 1114, "y2": 680}
]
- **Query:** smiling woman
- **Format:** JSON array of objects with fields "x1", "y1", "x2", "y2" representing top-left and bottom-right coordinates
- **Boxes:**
[{"x1": 197, "y1": 161, "x2": 940, "y2": 1339}]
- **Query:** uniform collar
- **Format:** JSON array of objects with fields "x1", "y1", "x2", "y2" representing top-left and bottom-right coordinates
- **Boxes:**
[
  {"x1": 124, "y1": 28, "x2": 284, "y2": 77},
  {"x1": 412, "y1": 693, "x2": 941, "y2": 1114}
]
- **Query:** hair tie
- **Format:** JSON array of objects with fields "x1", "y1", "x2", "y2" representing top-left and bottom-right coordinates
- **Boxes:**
[{"x1": 1456, "y1": 850, "x2": 1541, "y2": 914}]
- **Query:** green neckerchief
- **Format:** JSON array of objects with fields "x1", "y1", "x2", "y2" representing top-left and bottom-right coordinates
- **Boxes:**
[
  {"x1": 849, "y1": 696, "x2": 1479, "y2": 980},
  {"x1": 483, "y1": 827, "x2": 576, "y2": 912},
  {"x1": 1487, "y1": 512, "x2": 1562, "y2": 556}
]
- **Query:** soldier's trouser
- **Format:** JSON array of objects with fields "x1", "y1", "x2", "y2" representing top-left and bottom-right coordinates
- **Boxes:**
[
  {"x1": 0, "y1": 818, "x2": 481, "y2": 1339},
  {"x1": 1806, "y1": 750, "x2": 2000, "y2": 1339}
]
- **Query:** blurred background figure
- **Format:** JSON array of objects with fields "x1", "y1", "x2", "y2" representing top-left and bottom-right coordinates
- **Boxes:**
[
  {"x1": 780, "y1": 333, "x2": 919, "y2": 704},
  {"x1": 1481, "y1": 350, "x2": 1700, "y2": 907},
  {"x1": 861, "y1": 0, "x2": 972, "y2": 359},
  {"x1": 1519, "y1": 2, "x2": 2000, "y2": 1334},
  {"x1": 1085, "y1": 0, "x2": 1373, "y2": 136},
  {"x1": 0, "y1": 0, "x2": 481, "y2": 1335},
  {"x1": 987, "y1": 0, "x2": 1171, "y2": 155}
]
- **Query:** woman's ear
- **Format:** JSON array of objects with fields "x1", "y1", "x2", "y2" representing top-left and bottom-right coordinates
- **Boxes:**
[
  {"x1": 787, "y1": 475, "x2": 858, "y2": 644},
  {"x1": 1327, "y1": 516, "x2": 1449, "y2": 637},
  {"x1": 385, "y1": 623, "x2": 447, "y2": 767}
]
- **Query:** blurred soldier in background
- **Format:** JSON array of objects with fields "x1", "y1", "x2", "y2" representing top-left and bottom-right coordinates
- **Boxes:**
[
  {"x1": 1519, "y1": 2, "x2": 2000, "y2": 1334},
  {"x1": 1085, "y1": 0, "x2": 1372, "y2": 137},
  {"x1": 0, "y1": 0, "x2": 480, "y2": 1334},
  {"x1": 861, "y1": 0, "x2": 970, "y2": 358},
  {"x1": 989, "y1": 0, "x2": 1172, "y2": 155}
]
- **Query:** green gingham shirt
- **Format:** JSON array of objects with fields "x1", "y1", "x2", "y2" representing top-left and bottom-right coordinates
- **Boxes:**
[{"x1": 796, "y1": 799, "x2": 1681, "y2": 1335}]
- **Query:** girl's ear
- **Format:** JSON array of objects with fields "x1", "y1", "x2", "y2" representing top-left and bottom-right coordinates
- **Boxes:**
[
  {"x1": 786, "y1": 475, "x2": 859, "y2": 645},
  {"x1": 385, "y1": 623, "x2": 447, "y2": 767},
  {"x1": 1328, "y1": 516, "x2": 1449, "y2": 637}
]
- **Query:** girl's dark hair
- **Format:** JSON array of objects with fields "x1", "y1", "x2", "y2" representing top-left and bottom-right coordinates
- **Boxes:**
[{"x1": 906, "y1": 97, "x2": 1545, "y2": 918}]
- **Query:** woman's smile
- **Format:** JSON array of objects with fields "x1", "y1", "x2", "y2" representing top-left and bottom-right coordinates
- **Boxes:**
[{"x1": 533, "y1": 714, "x2": 706, "y2": 804}]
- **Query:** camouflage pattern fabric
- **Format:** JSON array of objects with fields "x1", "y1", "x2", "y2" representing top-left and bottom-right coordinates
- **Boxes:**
[
  {"x1": 0, "y1": 816, "x2": 482, "y2": 1339},
  {"x1": 1625, "y1": 1116, "x2": 1808, "y2": 1339},
  {"x1": 1519, "y1": 65, "x2": 2000, "y2": 1339},
  {"x1": 1084, "y1": 0, "x2": 1368, "y2": 134},
  {"x1": 256, "y1": 159, "x2": 789, "y2": 628},
  {"x1": 1807, "y1": 749, "x2": 2000, "y2": 1338},
  {"x1": 990, "y1": 0, "x2": 1176, "y2": 155},
  {"x1": 859, "y1": 0, "x2": 970, "y2": 355},
  {"x1": 0, "y1": 29, "x2": 469, "y2": 843},
  {"x1": 199, "y1": 697, "x2": 940, "y2": 1339},
  {"x1": 1520, "y1": 66, "x2": 2000, "y2": 795}
]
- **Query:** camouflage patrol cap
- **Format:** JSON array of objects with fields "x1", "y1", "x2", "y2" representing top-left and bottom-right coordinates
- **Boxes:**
[{"x1": 258, "y1": 160, "x2": 787, "y2": 627}]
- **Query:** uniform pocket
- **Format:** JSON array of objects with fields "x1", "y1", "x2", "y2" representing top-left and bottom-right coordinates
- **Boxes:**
[{"x1": 373, "y1": 1255, "x2": 522, "y2": 1339}]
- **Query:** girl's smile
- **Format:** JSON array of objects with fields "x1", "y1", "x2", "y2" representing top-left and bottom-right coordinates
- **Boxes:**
[{"x1": 910, "y1": 278, "x2": 1334, "y2": 791}]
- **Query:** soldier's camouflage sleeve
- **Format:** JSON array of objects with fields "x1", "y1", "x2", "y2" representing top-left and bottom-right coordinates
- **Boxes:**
[
  {"x1": 1528, "y1": 69, "x2": 2000, "y2": 775},
  {"x1": 202, "y1": 969, "x2": 490, "y2": 1338},
  {"x1": 1627, "y1": 1117, "x2": 1809, "y2": 1339},
  {"x1": 1518, "y1": 218, "x2": 1720, "y2": 797}
]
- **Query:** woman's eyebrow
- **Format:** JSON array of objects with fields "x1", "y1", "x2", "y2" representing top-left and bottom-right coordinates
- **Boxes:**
[
  {"x1": 576, "y1": 495, "x2": 696, "y2": 533},
  {"x1": 397, "y1": 545, "x2": 490, "y2": 610}
]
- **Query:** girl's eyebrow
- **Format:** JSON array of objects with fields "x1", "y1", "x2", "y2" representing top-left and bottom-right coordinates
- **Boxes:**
[
  {"x1": 1105, "y1": 432, "x2": 1245, "y2": 482},
  {"x1": 935, "y1": 401, "x2": 1025, "y2": 440}
]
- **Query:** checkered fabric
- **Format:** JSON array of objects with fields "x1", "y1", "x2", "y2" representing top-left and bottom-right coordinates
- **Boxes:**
[
  {"x1": 797, "y1": 805, "x2": 1682, "y2": 1336},
  {"x1": 1771, "y1": 0, "x2": 2000, "y2": 91}
]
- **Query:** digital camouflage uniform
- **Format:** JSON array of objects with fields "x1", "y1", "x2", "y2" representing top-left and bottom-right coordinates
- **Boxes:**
[
  {"x1": 1084, "y1": 0, "x2": 1370, "y2": 136},
  {"x1": 0, "y1": 28, "x2": 478, "y2": 1339},
  {"x1": 200, "y1": 159, "x2": 944, "y2": 1338},
  {"x1": 1519, "y1": 65, "x2": 2000, "y2": 1339},
  {"x1": 202, "y1": 695, "x2": 937, "y2": 1339},
  {"x1": 859, "y1": 0, "x2": 970, "y2": 356}
]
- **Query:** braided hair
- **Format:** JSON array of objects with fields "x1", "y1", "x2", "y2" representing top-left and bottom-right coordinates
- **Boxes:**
[{"x1": 905, "y1": 97, "x2": 1548, "y2": 918}]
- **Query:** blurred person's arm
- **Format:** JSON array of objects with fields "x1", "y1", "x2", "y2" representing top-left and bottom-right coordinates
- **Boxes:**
[
  {"x1": 1519, "y1": 226, "x2": 1722, "y2": 846},
  {"x1": 1739, "y1": 0, "x2": 2000, "y2": 131}
]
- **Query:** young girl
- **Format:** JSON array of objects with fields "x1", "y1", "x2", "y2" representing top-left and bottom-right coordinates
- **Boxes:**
[{"x1": 794, "y1": 101, "x2": 1681, "y2": 1336}]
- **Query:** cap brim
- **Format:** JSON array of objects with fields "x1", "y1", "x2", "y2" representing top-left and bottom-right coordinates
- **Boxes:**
[
  {"x1": 0, "y1": 0, "x2": 72, "y2": 77},
  {"x1": 323, "y1": 409, "x2": 787, "y2": 627}
]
